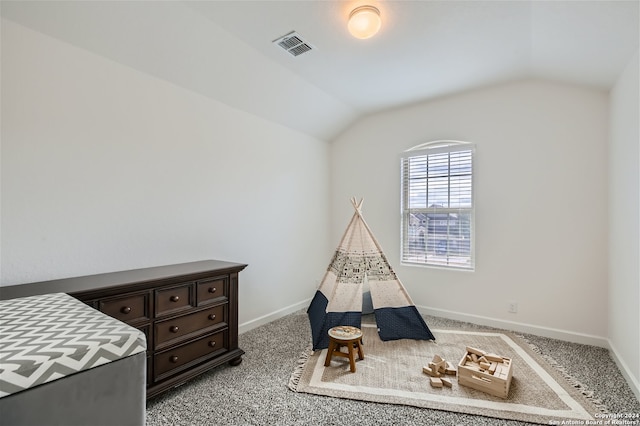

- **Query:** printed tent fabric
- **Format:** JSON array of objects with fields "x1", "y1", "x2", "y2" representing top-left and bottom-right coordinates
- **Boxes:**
[{"x1": 308, "y1": 198, "x2": 435, "y2": 350}]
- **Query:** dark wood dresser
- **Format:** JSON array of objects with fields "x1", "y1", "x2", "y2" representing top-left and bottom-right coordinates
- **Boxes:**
[{"x1": 0, "y1": 260, "x2": 247, "y2": 399}]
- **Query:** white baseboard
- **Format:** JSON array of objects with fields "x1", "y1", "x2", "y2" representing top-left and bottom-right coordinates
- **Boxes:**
[
  {"x1": 417, "y1": 305, "x2": 609, "y2": 348},
  {"x1": 238, "y1": 298, "x2": 310, "y2": 335},
  {"x1": 607, "y1": 339, "x2": 640, "y2": 401}
]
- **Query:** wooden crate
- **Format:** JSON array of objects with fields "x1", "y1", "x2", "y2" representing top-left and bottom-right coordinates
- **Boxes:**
[{"x1": 457, "y1": 349, "x2": 513, "y2": 398}]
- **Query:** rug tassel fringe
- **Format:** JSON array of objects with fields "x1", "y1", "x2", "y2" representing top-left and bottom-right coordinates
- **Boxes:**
[
  {"x1": 288, "y1": 345, "x2": 313, "y2": 392},
  {"x1": 517, "y1": 334, "x2": 609, "y2": 413}
]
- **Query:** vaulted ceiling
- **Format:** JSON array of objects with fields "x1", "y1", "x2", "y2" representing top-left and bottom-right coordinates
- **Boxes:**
[{"x1": 2, "y1": 1, "x2": 638, "y2": 140}]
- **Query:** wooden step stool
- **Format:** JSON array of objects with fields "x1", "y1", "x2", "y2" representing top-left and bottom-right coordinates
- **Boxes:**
[{"x1": 324, "y1": 326, "x2": 364, "y2": 373}]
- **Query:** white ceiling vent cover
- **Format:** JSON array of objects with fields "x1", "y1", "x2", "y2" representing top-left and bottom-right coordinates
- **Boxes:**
[{"x1": 273, "y1": 31, "x2": 314, "y2": 57}]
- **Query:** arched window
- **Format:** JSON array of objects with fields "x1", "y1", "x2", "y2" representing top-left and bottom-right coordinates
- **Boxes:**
[{"x1": 401, "y1": 141, "x2": 475, "y2": 270}]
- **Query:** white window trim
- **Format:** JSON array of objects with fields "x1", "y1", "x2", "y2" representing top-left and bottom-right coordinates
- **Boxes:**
[{"x1": 400, "y1": 140, "x2": 475, "y2": 271}]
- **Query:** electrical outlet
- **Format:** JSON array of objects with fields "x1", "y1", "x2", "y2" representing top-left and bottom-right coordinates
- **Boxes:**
[{"x1": 508, "y1": 301, "x2": 518, "y2": 313}]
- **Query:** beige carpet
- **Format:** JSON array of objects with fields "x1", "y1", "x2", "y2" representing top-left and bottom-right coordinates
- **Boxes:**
[{"x1": 289, "y1": 324, "x2": 602, "y2": 425}]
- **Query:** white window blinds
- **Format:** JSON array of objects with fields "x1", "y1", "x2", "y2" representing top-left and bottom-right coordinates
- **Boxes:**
[{"x1": 401, "y1": 141, "x2": 475, "y2": 270}]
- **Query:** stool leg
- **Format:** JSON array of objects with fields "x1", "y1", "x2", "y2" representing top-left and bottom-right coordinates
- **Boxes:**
[
  {"x1": 356, "y1": 339, "x2": 364, "y2": 360},
  {"x1": 324, "y1": 339, "x2": 336, "y2": 367},
  {"x1": 347, "y1": 343, "x2": 356, "y2": 373}
]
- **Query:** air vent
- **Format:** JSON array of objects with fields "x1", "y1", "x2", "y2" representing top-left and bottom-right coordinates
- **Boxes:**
[{"x1": 273, "y1": 31, "x2": 314, "y2": 57}]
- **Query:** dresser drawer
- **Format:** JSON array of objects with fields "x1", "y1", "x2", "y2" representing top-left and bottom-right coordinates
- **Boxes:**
[
  {"x1": 155, "y1": 283, "x2": 193, "y2": 317},
  {"x1": 98, "y1": 292, "x2": 150, "y2": 324},
  {"x1": 155, "y1": 304, "x2": 226, "y2": 349},
  {"x1": 196, "y1": 276, "x2": 228, "y2": 306},
  {"x1": 154, "y1": 330, "x2": 228, "y2": 379}
]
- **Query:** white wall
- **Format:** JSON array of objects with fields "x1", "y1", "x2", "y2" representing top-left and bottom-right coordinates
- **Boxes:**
[
  {"x1": 609, "y1": 49, "x2": 640, "y2": 398},
  {"x1": 0, "y1": 19, "x2": 329, "y2": 326},
  {"x1": 331, "y1": 80, "x2": 609, "y2": 344}
]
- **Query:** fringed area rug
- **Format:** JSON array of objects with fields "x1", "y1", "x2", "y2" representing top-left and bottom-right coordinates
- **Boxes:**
[{"x1": 289, "y1": 324, "x2": 604, "y2": 425}]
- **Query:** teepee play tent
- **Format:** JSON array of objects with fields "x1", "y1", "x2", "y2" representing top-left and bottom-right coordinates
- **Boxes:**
[{"x1": 308, "y1": 198, "x2": 435, "y2": 350}]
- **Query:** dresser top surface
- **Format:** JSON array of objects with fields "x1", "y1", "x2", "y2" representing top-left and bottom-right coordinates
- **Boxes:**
[{"x1": 0, "y1": 260, "x2": 247, "y2": 300}]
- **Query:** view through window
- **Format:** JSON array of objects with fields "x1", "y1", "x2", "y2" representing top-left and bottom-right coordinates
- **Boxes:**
[{"x1": 401, "y1": 141, "x2": 475, "y2": 270}]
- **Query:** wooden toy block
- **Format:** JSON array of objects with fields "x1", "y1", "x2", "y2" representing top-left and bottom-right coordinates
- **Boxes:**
[
  {"x1": 465, "y1": 362, "x2": 481, "y2": 371},
  {"x1": 478, "y1": 356, "x2": 488, "y2": 363},
  {"x1": 433, "y1": 362, "x2": 446, "y2": 373},
  {"x1": 471, "y1": 353, "x2": 478, "y2": 362},
  {"x1": 485, "y1": 353, "x2": 504, "y2": 363},
  {"x1": 430, "y1": 377, "x2": 443, "y2": 388},
  {"x1": 466, "y1": 354, "x2": 473, "y2": 362},
  {"x1": 422, "y1": 366, "x2": 440, "y2": 377},
  {"x1": 489, "y1": 362, "x2": 497, "y2": 374},
  {"x1": 441, "y1": 377, "x2": 453, "y2": 388},
  {"x1": 445, "y1": 361, "x2": 457, "y2": 375},
  {"x1": 479, "y1": 361, "x2": 491, "y2": 370},
  {"x1": 466, "y1": 346, "x2": 486, "y2": 356}
]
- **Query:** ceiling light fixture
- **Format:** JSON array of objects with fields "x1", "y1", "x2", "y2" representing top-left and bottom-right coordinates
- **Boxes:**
[{"x1": 348, "y1": 5, "x2": 381, "y2": 39}]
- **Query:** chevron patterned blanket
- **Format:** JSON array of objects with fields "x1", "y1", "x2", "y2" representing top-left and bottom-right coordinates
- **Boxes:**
[{"x1": 0, "y1": 292, "x2": 146, "y2": 397}]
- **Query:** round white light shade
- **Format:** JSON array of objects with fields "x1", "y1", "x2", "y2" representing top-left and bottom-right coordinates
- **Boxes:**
[{"x1": 348, "y1": 6, "x2": 381, "y2": 39}]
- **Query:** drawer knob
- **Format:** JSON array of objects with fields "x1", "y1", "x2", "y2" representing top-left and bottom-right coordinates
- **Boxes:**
[
  {"x1": 208, "y1": 341, "x2": 216, "y2": 348},
  {"x1": 170, "y1": 326, "x2": 179, "y2": 333},
  {"x1": 170, "y1": 355, "x2": 179, "y2": 363},
  {"x1": 170, "y1": 295, "x2": 180, "y2": 302},
  {"x1": 120, "y1": 306, "x2": 132, "y2": 314},
  {"x1": 208, "y1": 287, "x2": 217, "y2": 293},
  {"x1": 208, "y1": 314, "x2": 216, "y2": 320}
]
